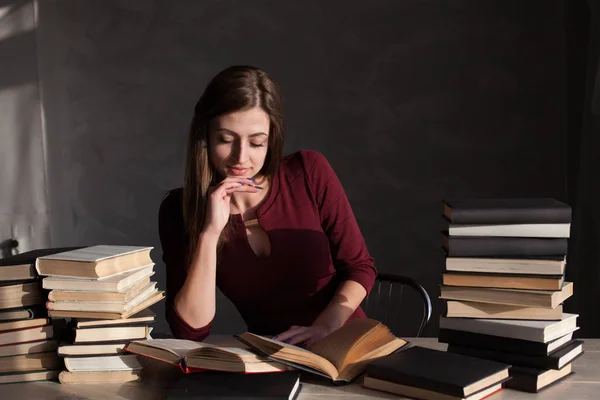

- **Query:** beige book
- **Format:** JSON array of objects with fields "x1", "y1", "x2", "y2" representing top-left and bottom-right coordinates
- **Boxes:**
[
  {"x1": 58, "y1": 370, "x2": 141, "y2": 384},
  {"x1": 443, "y1": 273, "x2": 564, "y2": 291},
  {"x1": 0, "y1": 318, "x2": 49, "y2": 332},
  {"x1": 58, "y1": 342, "x2": 127, "y2": 356},
  {"x1": 126, "y1": 338, "x2": 291, "y2": 374},
  {"x1": 440, "y1": 282, "x2": 573, "y2": 309},
  {"x1": 42, "y1": 265, "x2": 154, "y2": 292},
  {"x1": 0, "y1": 369, "x2": 60, "y2": 384},
  {"x1": 48, "y1": 277, "x2": 152, "y2": 302},
  {"x1": 446, "y1": 301, "x2": 563, "y2": 320},
  {"x1": 36, "y1": 245, "x2": 153, "y2": 279},
  {"x1": 47, "y1": 284, "x2": 158, "y2": 312},
  {"x1": 0, "y1": 351, "x2": 60, "y2": 373},
  {"x1": 0, "y1": 282, "x2": 43, "y2": 309},
  {"x1": 0, "y1": 264, "x2": 36, "y2": 281},
  {"x1": 74, "y1": 325, "x2": 149, "y2": 343},
  {"x1": 0, "y1": 340, "x2": 59, "y2": 358},
  {"x1": 48, "y1": 290, "x2": 164, "y2": 320},
  {"x1": 0, "y1": 325, "x2": 54, "y2": 346},
  {"x1": 74, "y1": 308, "x2": 155, "y2": 328},
  {"x1": 236, "y1": 318, "x2": 408, "y2": 383},
  {"x1": 446, "y1": 257, "x2": 566, "y2": 275},
  {"x1": 64, "y1": 354, "x2": 143, "y2": 372}
]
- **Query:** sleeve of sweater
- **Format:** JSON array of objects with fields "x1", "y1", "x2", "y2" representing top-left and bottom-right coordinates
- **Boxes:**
[
  {"x1": 301, "y1": 150, "x2": 378, "y2": 294},
  {"x1": 158, "y1": 190, "x2": 212, "y2": 341}
]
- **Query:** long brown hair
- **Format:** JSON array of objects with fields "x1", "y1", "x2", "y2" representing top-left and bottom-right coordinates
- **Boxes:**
[{"x1": 183, "y1": 66, "x2": 284, "y2": 262}]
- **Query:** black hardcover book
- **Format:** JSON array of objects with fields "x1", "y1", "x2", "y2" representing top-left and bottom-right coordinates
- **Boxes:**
[
  {"x1": 166, "y1": 371, "x2": 302, "y2": 400},
  {"x1": 504, "y1": 364, "x2": 574, "y2": 393},
  {"x1": 364, "y1": 346, "x2": 511, "y2": 398},
  {"x1": 447, "y1": 340, "x2": 584, "y2": 370},
  {"x1": 443, "y1": 198, "x2": 571, "y2": 224},
  {"x1": 443, "y1": 235, "x2": 568, "y2": 257},
  {"x1": 438, "y1": 329, "x2": 573, "y2": 356}
]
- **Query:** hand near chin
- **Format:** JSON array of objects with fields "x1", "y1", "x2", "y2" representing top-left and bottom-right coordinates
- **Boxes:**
[{"x1": 273, "y1": 325, "x2": 332, "y2": 349}]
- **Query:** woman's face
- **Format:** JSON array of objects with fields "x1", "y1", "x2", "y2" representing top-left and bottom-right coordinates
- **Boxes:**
[{"x1": 208, "y1": 106, "x2": 270, "y2": 180}]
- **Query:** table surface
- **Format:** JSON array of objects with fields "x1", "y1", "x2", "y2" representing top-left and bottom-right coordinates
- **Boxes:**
[{"x1": 4, "y1": 337, "x2": 598, "y2": 399}]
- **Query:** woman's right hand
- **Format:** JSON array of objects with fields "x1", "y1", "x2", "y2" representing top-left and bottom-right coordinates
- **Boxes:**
[{"x1": 202, "y1": 177, "x2": 260, "y2": 237}]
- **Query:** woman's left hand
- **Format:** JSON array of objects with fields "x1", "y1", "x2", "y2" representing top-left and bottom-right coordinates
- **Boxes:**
[{"x1": 274, "y1": 325, "x2": 332, "y2": 349}]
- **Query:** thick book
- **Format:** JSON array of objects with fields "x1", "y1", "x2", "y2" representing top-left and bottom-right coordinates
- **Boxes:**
[
  {"x1": 445, "y1": 256, "x2": 566, "y2": 275},
  {"x1": 0, "y1": 351, "x2": 60, "y2": 373},
  {"x1": 448, "y1": 223, "x2": 570, "y2": 238},
  {"x1": 442, "y1": 272, "x2": 564, "y2": 291},
  {"x1": 73, "y1": 308, "x2": 155, "y2": 328},
  {"x1": 235, "y1": 318, "x2": 408, "y2": 383},
  {"x1": 125, "y1": 338, "x2": 290, "y2": 374},
  {"x1": 63, "y1": 354, "x2": 143, "y2": 372},
  {"x1": 438, "y1": 329, "x2": 574, "y2": 356},
  {"x1": 0, "y1": 325, "x2": 54, "y2": 346},
  {"x1": 46, "y1": 283, "x2": 158, "y2": 312},
  {"x1": 447, "y1": 340, "x2": 583, "y2": 370},
  {"x1": 439, "y1": 313, "x2": 578, "y2": 343},
  {"x1": 0, "y1": 281, "x2": 44, "y2": 309},
  {"x1": 0, "y1": 247, "x2": 84, "y2": 281},
  {"x1": 0, "y1": 340, "x2": 59, "y2": 358},
  {"x1": 47, "y1": 290, "x2": 164, "y2": 319},
  {"x1": 48, "y1": 277, "x2": 153, "y2": 302},
  {"x1": 442, "y1": 235, "x2": 568, "y2": 257},
  {"x1": 440, "y1": 282, "x2": 573, "y2": 309},
  {"x1": 504, "y1": 363, "x2": 573, "y2": 393},
  {"x1": 73, "y1": 325, "x2": 150, "y2": 343},
  {"x1": 42, "y1": 264, "x2": 154, "y2": 292},
  {"x1": 363, "y1": 346, "x2": 510, "y2": 399},
  {"x1": 445, "y1": 301, "x2": 563, "y2": 320},
  {"x1": 58, "y1": 342, "x2": 128, "y2": 356},
  {"x1": 166, "y1": 371, "x2": 302, "y2": 400},
  {"x1": 443, "y1": 198, "x2": 571, "y2": 224},
  {"x1": 35, "y1": 245, "x2": 153, "y2": 279}
]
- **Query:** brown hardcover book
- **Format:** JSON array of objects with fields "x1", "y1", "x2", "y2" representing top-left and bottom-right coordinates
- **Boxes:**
[
  {"x1": 48, "y1": 278, "x2": 152, "y2": 302},
  {"x1": 0, "y1": 351, "x2": 60, "y2": 373},
  {"x1": 443, "y1": 272, "x2": 564, "y2": 291},
  {"x1": 235, "y1": 318, "x2": 408, "y2": 383},
  {"x1": 35, "y1": 245, "x2": 153, "y2": 279},
  {"x1": 0, "y1": 282, "x2": 43, "y2": 309},
  {"x1": 445, "y1": 301, "x2": 563, "y2": 320}
]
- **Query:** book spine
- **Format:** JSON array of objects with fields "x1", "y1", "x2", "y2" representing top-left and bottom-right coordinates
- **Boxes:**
[
  {"x1": 449, "y1": 208, "x2": 571, "y2": 224},
  {"x1": 446, "y1": 237, "x2": 568, "y2": 257}
]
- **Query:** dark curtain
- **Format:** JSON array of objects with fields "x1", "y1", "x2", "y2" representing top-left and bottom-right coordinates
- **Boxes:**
[{"x1": 565, "y1": 0, "x2": 600, "y2": 338}]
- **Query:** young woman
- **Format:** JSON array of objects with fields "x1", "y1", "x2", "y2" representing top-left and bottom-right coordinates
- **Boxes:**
[{"x1": 159, "y1": 65, "x2": 377, "y2": 347}]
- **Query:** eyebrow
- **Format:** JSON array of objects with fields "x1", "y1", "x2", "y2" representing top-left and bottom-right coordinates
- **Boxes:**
[{"x1": 216, "y1": 129, "x2": 268, "y2": 138}]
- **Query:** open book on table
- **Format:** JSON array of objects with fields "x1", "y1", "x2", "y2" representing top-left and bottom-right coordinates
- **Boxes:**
[
  {"x1": 235, "y1": 318, "x2": 409, "y2": 383},
  {"x1": 124, "y1": 338, "x2": 291, "y2": 374}
]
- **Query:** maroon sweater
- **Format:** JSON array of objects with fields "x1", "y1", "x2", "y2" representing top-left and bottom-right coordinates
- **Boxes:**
[{"x1": 158, "y1": 150, "x2": 377, "y2": 341}]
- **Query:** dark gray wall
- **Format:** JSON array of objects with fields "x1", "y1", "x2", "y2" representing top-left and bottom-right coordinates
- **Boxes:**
[{"x1": 29, "y1": 0, "x2": 566, "y2": 336}]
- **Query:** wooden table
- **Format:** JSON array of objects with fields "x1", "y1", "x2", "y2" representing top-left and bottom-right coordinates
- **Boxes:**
[{"x1": 3, "y1": 337, "x2": 598, "y2": 399}]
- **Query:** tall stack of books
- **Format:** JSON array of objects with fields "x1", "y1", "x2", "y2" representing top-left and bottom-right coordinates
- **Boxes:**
[
  {"x1": 438, "y1": 198, "x2": 583, "y2": 393},
  {"x1": 0, "y1": 249, "x2": 70, "y2": 384},
  {"x1": 34, "y1": 245, "x2": 165, "y2": 384}
]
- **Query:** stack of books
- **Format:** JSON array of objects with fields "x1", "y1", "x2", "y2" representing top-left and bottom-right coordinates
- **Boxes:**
[
  {"x1": 34, "y1": 245, "x2": 165, "y2": 384},
  {"x1": 0, "y1": 249, "x2": 70, "y2": 384},
  {"x1": 439, "y1": 198, "x2": 583, "y2": 393}
]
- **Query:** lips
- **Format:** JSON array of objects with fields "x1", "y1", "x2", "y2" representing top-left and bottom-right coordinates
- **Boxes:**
[{"x1": 227, "y1": 166, "x2": 250, "y2": 176}]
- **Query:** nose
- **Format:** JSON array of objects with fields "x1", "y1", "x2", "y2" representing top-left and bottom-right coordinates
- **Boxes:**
[{"x1": 232, "y1": 140, "x2": 249, "y2": 164}]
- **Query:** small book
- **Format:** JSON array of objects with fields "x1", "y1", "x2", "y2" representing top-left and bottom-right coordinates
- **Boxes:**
[
  {"x1": 439, "y1": 314, "x2": 578, "y2": 343},
  {"x1": 0, "y1": 369, "x2": 61, "y2": 385},
  {"x1": 445, "y1": 256, "x2": 566, "y2": 275},
  {"x1": 47, "y1": 290, "x2": 164, "y2": 320},
  {"x1": 448, "y1": 223, "x2": 570, "y2": 238},
  {"x1": 443, "y1": 198, "x2": 571, "y2": 224},
  {"x1": 445, "y1": 301, "x2": 563, "y2": 320},
  {"x1": 447, "y1": 340, "x2": 584, "y2": 370},
  {"x1": 442, "y1": 235, "x2": 568, "y2": 258},
  {"x1": 504, "y1": 363, "x2": 573, "y2": 393},
  {"x1": 442, "y1": 272, "x2": 564, "y2": 291},
  {"x1": 125, "y1": 338, "x2": 291, "y2": 374},
  {"x1": 35, "y1": 245, "x2": 153, "y2": 279},
  {"x1": 42, "y1": 264, "x2": 154, "y2": 292},
  {"x1": 438, "y1": 329, "x2": 574, "y2": 356},
  {"x1": 166, "y1": 371, "x2": 302, "y2": 400},
  {"x1": 0, "y1": 247, "x2": 84, "y2": 281},
  {"x1": 440, "y1": 282, "x2": 573, "y2": 309},
  {"x1": 58, "y1": 370, "x2": 141, "y2": 384},
  {"x1": 235, "y1": 318, "x2": 409, "y2": 383},
  {"x1": 363, "y1": 346, "x2": 510, "y2": 400}
]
